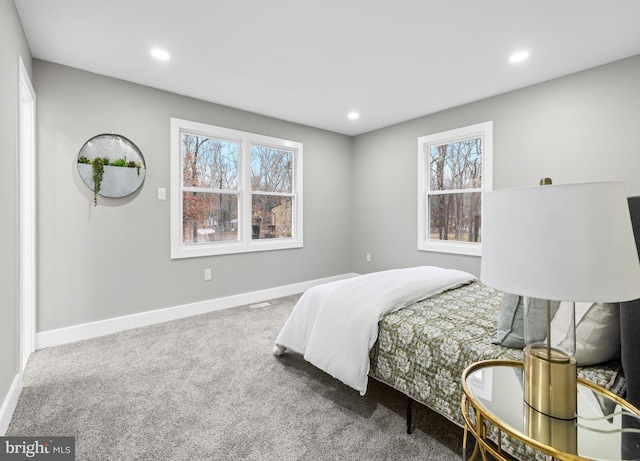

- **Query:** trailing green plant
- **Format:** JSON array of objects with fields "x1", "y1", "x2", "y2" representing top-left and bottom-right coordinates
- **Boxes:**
[
  {"x1": 78, "y1": 155, "x2": 91, "y2": 164},
  {"x1": 101, "y1": 157, "x2": 110, "y2": 166},
  {"x1": 92, "y1": 157, "x2": 105, "y2": 206}
]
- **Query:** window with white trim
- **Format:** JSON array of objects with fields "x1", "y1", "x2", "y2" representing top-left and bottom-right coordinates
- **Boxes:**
[
  {"x1": 417, "y1": 121, "x2": 492, "y2": 256},
  {"x1": 170, "y1": 118, "x2": 303, "y2": 258}
]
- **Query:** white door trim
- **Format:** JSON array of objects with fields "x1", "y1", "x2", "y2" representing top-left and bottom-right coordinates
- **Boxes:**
[{"x1": 18, "y1": 56, "x2": 36, "y2": 369}]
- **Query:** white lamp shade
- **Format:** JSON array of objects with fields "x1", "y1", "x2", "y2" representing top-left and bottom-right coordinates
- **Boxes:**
[{"x1": 481, "y1": 181, "x2": 640, "y2": 302}]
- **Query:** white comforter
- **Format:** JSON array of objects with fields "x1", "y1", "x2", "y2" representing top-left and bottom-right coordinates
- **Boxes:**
[{"x1": 274, "y1": 266, "x2": 476, "y2": 395}]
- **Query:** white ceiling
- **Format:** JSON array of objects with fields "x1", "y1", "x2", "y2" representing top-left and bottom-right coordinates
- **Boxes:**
[{"x1": 14, "y1": 0, "x2": 640, "y2": 136}]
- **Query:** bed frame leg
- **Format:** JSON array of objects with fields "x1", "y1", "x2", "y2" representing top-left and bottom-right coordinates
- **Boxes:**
[{"x1": 406, "y1": 396, "x2": 414, "y2": 434}]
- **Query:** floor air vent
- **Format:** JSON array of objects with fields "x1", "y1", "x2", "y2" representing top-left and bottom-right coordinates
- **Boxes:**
[{"x1": 250, "y1": 302, "x2": 272, "y2": 309}]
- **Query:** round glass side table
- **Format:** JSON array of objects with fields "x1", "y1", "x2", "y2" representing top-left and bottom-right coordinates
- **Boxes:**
[{"x1": 461, "y1": 360, "x2": 640, "y2": 461}]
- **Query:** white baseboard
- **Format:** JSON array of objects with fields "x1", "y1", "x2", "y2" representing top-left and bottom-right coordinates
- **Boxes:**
[
  {"x1": 0, "y1": 373, "x2": 23, "y2": 436},
  {"x1": 35, "y1": 273, "x2": 358, "y2": 350}
]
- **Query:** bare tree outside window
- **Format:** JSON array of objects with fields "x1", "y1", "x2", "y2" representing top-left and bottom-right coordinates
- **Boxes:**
[
  {"x1": 182, "y1": 134, "x2": 239, "y2": 244},
  {"x1": 251, "y1": 146, "x2": 294, "y2": 239},
  {"x1": 428, "y1": 138, "x2": 482, "y2": 243},
  {"x1": 171, "y1": 118, "x2": 303, "y2": 259},
  {"x1": 417, "y1": 121, "x2": 492, "y2": 256}
]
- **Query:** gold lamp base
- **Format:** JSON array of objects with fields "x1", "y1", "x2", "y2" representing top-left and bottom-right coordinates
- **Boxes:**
[
  {"x1": 524, "y1": 345, "x2": 577, "y2": 420},
  {"x1": 524, "y1": 405, "x2": 577, "y2": 454}
]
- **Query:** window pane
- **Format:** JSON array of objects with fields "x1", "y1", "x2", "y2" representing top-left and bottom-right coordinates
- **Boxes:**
[
  {"x1": 182, "y1": 192, "x2": 238, "y2": 244},
  {"x1": 251, "y1": 195, "x2": 292, "y2": 239},
  {"x1": 182, "y1": 134, "x2": 238, "y2": 189},
  {"x1": 428, "y1": 192, "x2": 481, "y2": 243},
  {"x1": 251, "y1": 146, "x2": 293, "y2": 193},
  {"x1": 429, "y1": 138, "x2": 482, "y2": 191}
]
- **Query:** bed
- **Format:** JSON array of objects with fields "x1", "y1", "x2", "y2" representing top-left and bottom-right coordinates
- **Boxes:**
[
  {"x1": 273, "y1": 196, "x2": 640, "y2": 457},
  {"x1": 368, "y1": 281, "x2": 619, "y2": 429}
]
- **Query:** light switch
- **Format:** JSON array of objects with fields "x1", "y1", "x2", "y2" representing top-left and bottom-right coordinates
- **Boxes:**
[{"x1": 158, "y1": 187, "x2": 166, "y2": 200}]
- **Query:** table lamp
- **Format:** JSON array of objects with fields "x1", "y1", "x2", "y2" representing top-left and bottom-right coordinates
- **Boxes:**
[{"x1": 481, "y1": 180, "x2": 640, "y2": 420}]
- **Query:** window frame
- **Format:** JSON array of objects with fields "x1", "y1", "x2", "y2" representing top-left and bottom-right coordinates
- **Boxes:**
[
  {"x1": 170, "y1": 118, "x2": 303, "y2": 259},
  {"x1": 417, "y1": 121, "x2": 493, "y2": 256}
]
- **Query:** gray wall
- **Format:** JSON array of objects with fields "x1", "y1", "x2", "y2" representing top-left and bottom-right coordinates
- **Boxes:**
[
  {"x1": 35, "y1": 54, "x2": 640, "y2": 332},
  {"x1": 351, "y1": 55, "x2": 640, "y2": 276},
  {"x1": 33, "y1": 60, "x2": 353, "y2": 332},
  {"x1": 0, "y1": 0, "x2": 31, "y2": 413}
]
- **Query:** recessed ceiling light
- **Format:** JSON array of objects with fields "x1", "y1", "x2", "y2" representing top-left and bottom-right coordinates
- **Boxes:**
[
  {"x1": 509, "y1": 51, "x2": 530, "y2": 63},
  {"x1": 151, "y1": 48, "x2": 170, "y2": 61},
  {"x1": 348, "y1": 111, "x2": 360, "y2": 120}
]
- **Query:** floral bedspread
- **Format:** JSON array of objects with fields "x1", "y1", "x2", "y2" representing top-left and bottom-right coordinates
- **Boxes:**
[{"x1": 369, "y1": 281, "x2": 618, "y2": 428}]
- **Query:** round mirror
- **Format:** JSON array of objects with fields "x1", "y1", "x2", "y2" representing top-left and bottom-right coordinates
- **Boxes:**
[{"x1": 77, "y1": 133, "x2": 146, "y2": 205}]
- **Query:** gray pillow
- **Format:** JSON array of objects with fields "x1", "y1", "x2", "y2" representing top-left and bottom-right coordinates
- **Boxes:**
[
  {"x1": 494, "y1": 293, "x2": 525, "y2": 348},
  {"x1": 493, "y1": 293, "x2": 559, "y2": 349}
]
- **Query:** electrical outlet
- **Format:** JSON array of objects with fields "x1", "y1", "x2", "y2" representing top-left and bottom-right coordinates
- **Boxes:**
[
  {"x1": 204, "y1": 268, "x2": 212, "y2": 281},
  {"x1": 366, "y1": 253, "x2": 371, "y2": 262}
]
